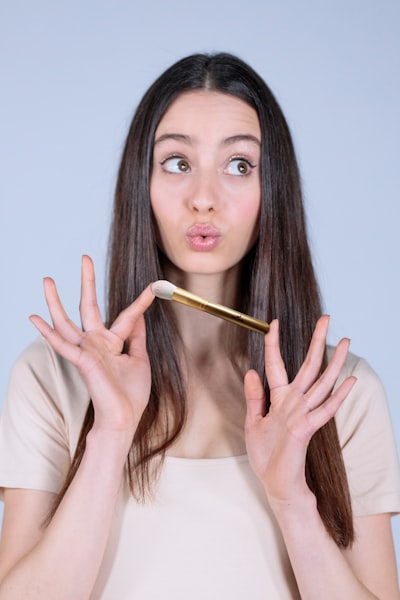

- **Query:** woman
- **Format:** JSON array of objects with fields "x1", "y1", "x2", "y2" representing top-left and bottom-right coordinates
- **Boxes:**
[{"x1": 0, "y1": 53, "x2": 399, "y2": 599}]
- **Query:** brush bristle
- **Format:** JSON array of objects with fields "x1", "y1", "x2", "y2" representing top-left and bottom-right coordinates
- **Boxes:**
[{"x1": 151, "y1": 280, "x2": 176, "y2": 300}]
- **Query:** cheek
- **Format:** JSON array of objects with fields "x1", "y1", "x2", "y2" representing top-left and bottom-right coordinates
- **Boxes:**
[
  {"x1": 150, "y1": 180, "x2": 167, "y2": 227},
  {"x1": 151, "y1": 208, "x2": 169, "y2": 249},
  {"x1": 150, "y1": 174, "x2": 180, "y2": 223},
  {"x1": 238, "y1": 196, "x2": 260, "y2": 237},
  {"x1": 150, "y1": 198, "x2": 179, "y2": 258},
  {"x1": 238, "y1": 203, "x2": 261, "y2": 253},
  {"x1": 150, "y1": 189, "x2": 166, "y2": 247},
  {"x1": 151, "y1": 200, "x2": 176, "y2": 235}
]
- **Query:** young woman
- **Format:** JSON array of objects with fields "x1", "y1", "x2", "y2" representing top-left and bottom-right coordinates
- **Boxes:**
[{"x1": 0, "y1": 53, "x2": 399, "y2": 599}]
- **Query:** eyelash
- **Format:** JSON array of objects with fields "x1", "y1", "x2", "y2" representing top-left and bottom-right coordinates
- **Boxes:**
[
  {"x1": 160, "y1": 155, "x2": 190, "y2": 172},
  {"x1": 159, "y1": 154, "x2": 257, "y2": 175},
  {"x1": 227, "y1": 156, "x2": 256, "y2": 175}
]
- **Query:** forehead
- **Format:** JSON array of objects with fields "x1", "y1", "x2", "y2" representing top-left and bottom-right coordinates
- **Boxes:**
[{"x1": 155, "y1": 90, "x2": 261, "y2": 138}]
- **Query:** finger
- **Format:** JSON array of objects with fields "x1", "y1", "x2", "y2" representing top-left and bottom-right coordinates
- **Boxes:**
[
  {"x1": 305, "y1": 337, "x2": 350, "y2": 410},
  {"x1": 307, "y1": 376, "x2": 357, "y2": 432},
  {"x1": 43, "y1": 277, "x2": 82, "y2": 345},
  {"x1": 244, "y1": 369, "x2": 267, "y2": 424},
  {"x1": 264, "y1": 319, "x2": 289, "y2": 390},
  {"x1": 125, "y1": 313, "x2": 147, "y2": 357},
  {"x1": 29, "y1": 314, "x2": 82, "y2": 366},
  {"x1": 110, "y1": 284, "x2": 155, "y2": 343},
  {"x1": 79, "y1": 255, "x2": 103, "y2": 331},
  {"x1": 292, "y1": 315, "x2": 330, "y2": 392}
]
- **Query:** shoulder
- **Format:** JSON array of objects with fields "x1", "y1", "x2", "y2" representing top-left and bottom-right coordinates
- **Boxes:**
[
  {"x1": 11, "y1": 335, "x2": 75, "y2": 379},
  {"x1": 329, "y1": 347, "x2": 400, "y2": 515},
  {"x1": 3, "y1": 337, "x2": 90, "y2": 449},
  {"x1": 328, "y1": 347, "x2": 391, "y2": 445},
  {"x1": 8, "y1": 336, "x2": 88, "y2": 407},
  {"x1": 327, "y1": 345, "x2": 382, "y2": 385},
  {"x1": 0, "y1": 338, "x2": 90, "y2": 494}
]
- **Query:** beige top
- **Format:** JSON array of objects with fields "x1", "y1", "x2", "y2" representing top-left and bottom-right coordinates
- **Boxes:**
[{"x1": 0, "y1": 338, "x2": 399, "y2": 599}]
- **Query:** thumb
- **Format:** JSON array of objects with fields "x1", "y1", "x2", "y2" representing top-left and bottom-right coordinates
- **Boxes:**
[
  {"x1": 111, "y1": 285, "x2": 154, "y2": 343},
  {"x1": 244, "y1": 369, "x2": 266, "y2": 424}
]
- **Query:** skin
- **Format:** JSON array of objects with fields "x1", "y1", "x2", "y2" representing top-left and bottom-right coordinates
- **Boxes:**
[
  {"x1": 151, "y1": 90, "x2": 261, "y2": 282},
  {"x1": 150, "y1": 91, "x2": 262, "y2": 458},
  {"x1": 0, "y1": 91, "x2": 398, "y2": 599}
]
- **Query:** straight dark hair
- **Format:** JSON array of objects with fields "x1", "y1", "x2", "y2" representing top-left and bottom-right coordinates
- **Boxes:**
[{"x1": 52, "y1": 53, "x2": 353, "y2": 547}]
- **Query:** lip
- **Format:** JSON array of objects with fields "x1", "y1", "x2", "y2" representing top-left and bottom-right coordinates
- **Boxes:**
[{"x1": 186, "y1": 224, "x2": 221, "y2": 251}]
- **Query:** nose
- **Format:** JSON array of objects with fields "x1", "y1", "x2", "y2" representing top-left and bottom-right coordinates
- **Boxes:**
[{"x1": 189, "y1": 173, "x2": 219, "y2": 214}]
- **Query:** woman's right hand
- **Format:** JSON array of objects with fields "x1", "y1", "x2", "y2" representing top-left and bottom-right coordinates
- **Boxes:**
[{"x1": 29, "y1": 255, "x2": 155, "y2": 437}]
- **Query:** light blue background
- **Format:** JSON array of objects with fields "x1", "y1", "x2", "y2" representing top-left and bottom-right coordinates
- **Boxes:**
[{"x1": 1, "y1": 0, "x2": 399, "y2": 576}]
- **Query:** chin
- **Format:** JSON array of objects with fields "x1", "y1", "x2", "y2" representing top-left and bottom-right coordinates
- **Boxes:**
[{"x1": 172, "y1": 259, "x2": 242, "y2": 278}]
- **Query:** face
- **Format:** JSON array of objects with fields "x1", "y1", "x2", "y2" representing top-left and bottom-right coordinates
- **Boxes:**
[{"x1": 150, "y1": 90, "x2": 261, "y2": 277}]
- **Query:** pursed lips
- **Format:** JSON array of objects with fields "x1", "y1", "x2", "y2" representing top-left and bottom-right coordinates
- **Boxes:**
[{"x1": 186, "y1": 224, "x2": 221, "y2": 251}]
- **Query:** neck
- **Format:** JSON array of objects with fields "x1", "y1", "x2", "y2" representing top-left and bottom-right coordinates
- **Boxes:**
[{"x1": 162, "y1": 264, "x2": 243, "y2": 356}]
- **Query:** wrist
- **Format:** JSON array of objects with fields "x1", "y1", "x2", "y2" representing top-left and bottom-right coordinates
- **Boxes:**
[
  {"x1": 265, "y1": 487, "x2": 318, "y2": 523},
  {"x1": 266, "y1": 490, "x2": 335, "y2": 554},
  {"x1": 85, "y1": 425, "x2": 134, "y2": 465}
]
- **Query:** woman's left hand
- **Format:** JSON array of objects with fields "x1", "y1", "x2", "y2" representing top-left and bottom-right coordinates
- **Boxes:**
[{"x1": 244, "y1": 316, "x2": 357, "y2": 507}]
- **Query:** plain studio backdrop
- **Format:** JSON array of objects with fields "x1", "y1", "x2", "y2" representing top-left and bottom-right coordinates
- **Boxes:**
[{"x1": 0, "y1": 0, "x2": 399, "y2": 576}]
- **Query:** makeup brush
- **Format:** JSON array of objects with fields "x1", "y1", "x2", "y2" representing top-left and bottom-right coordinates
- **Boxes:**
[{"x1": 151, "y1": 280, "x2": 269, "y2": 335}]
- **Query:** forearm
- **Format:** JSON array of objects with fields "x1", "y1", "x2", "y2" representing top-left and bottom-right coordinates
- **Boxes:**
[
  {"x1": 0, "y1": 427, "x2": 132, "y2": 600},
  {"x1": 269, "y1": 491, "x2": 377, "y2": 600}
]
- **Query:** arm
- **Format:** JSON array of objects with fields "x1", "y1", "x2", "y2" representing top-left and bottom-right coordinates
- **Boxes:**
[
  {"x1": 268, "y1": 493, "x2": 399, "y2": 599},
  {"x1": 0, "y1": 256, "x2": 155, "y2": 599},
  {"x1": 244, "y1": 317, "x2": 400, "y2": 599},
  {"x1": 0, "y1": 429, "x2": 130, "y2": 599},
  {"x1": 345, "y1": 513, "x2": 399, "y2": 598}
]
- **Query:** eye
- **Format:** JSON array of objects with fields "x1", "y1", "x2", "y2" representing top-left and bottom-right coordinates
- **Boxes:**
[
  {"x1": 225, "y1": 158, "x2": 255, "y2": 176},
  {"x1": 161, "y1": 156, "x2": 191, "y2": 173}
]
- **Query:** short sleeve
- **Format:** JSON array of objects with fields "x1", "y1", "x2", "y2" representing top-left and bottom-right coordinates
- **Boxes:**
[
  {"x1": 334, "y1": 351, "x2": 400, "y2": 517},
  {"x1": 0, "y1": 337, "x2": 89, "y2": 499}
]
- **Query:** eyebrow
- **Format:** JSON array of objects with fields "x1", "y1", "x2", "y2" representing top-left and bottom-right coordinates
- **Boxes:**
[
  {"x1": 154, "y1": 133, "x2": 261, "y2": 146},
  {"x1": 222, "y1": 134, "x2": 261, "y2": 147},
  {"x1": 154, "y1": 133, "x2": 191, "y2": 145}
]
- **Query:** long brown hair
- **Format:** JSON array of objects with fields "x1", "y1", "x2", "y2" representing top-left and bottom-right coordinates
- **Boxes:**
[{"x1": 52, "y1": 53, "x2": 353, "y2": 547}]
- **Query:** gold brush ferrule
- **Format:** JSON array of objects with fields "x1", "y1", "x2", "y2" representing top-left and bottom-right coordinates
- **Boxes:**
[{"x1": 172, "y1": 287, "x2": 269, "y2": 335}]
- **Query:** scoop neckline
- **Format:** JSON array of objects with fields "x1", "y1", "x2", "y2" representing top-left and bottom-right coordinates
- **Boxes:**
[{"x1": 164, "y1": 454, "x2": 249, "y2": 466}]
